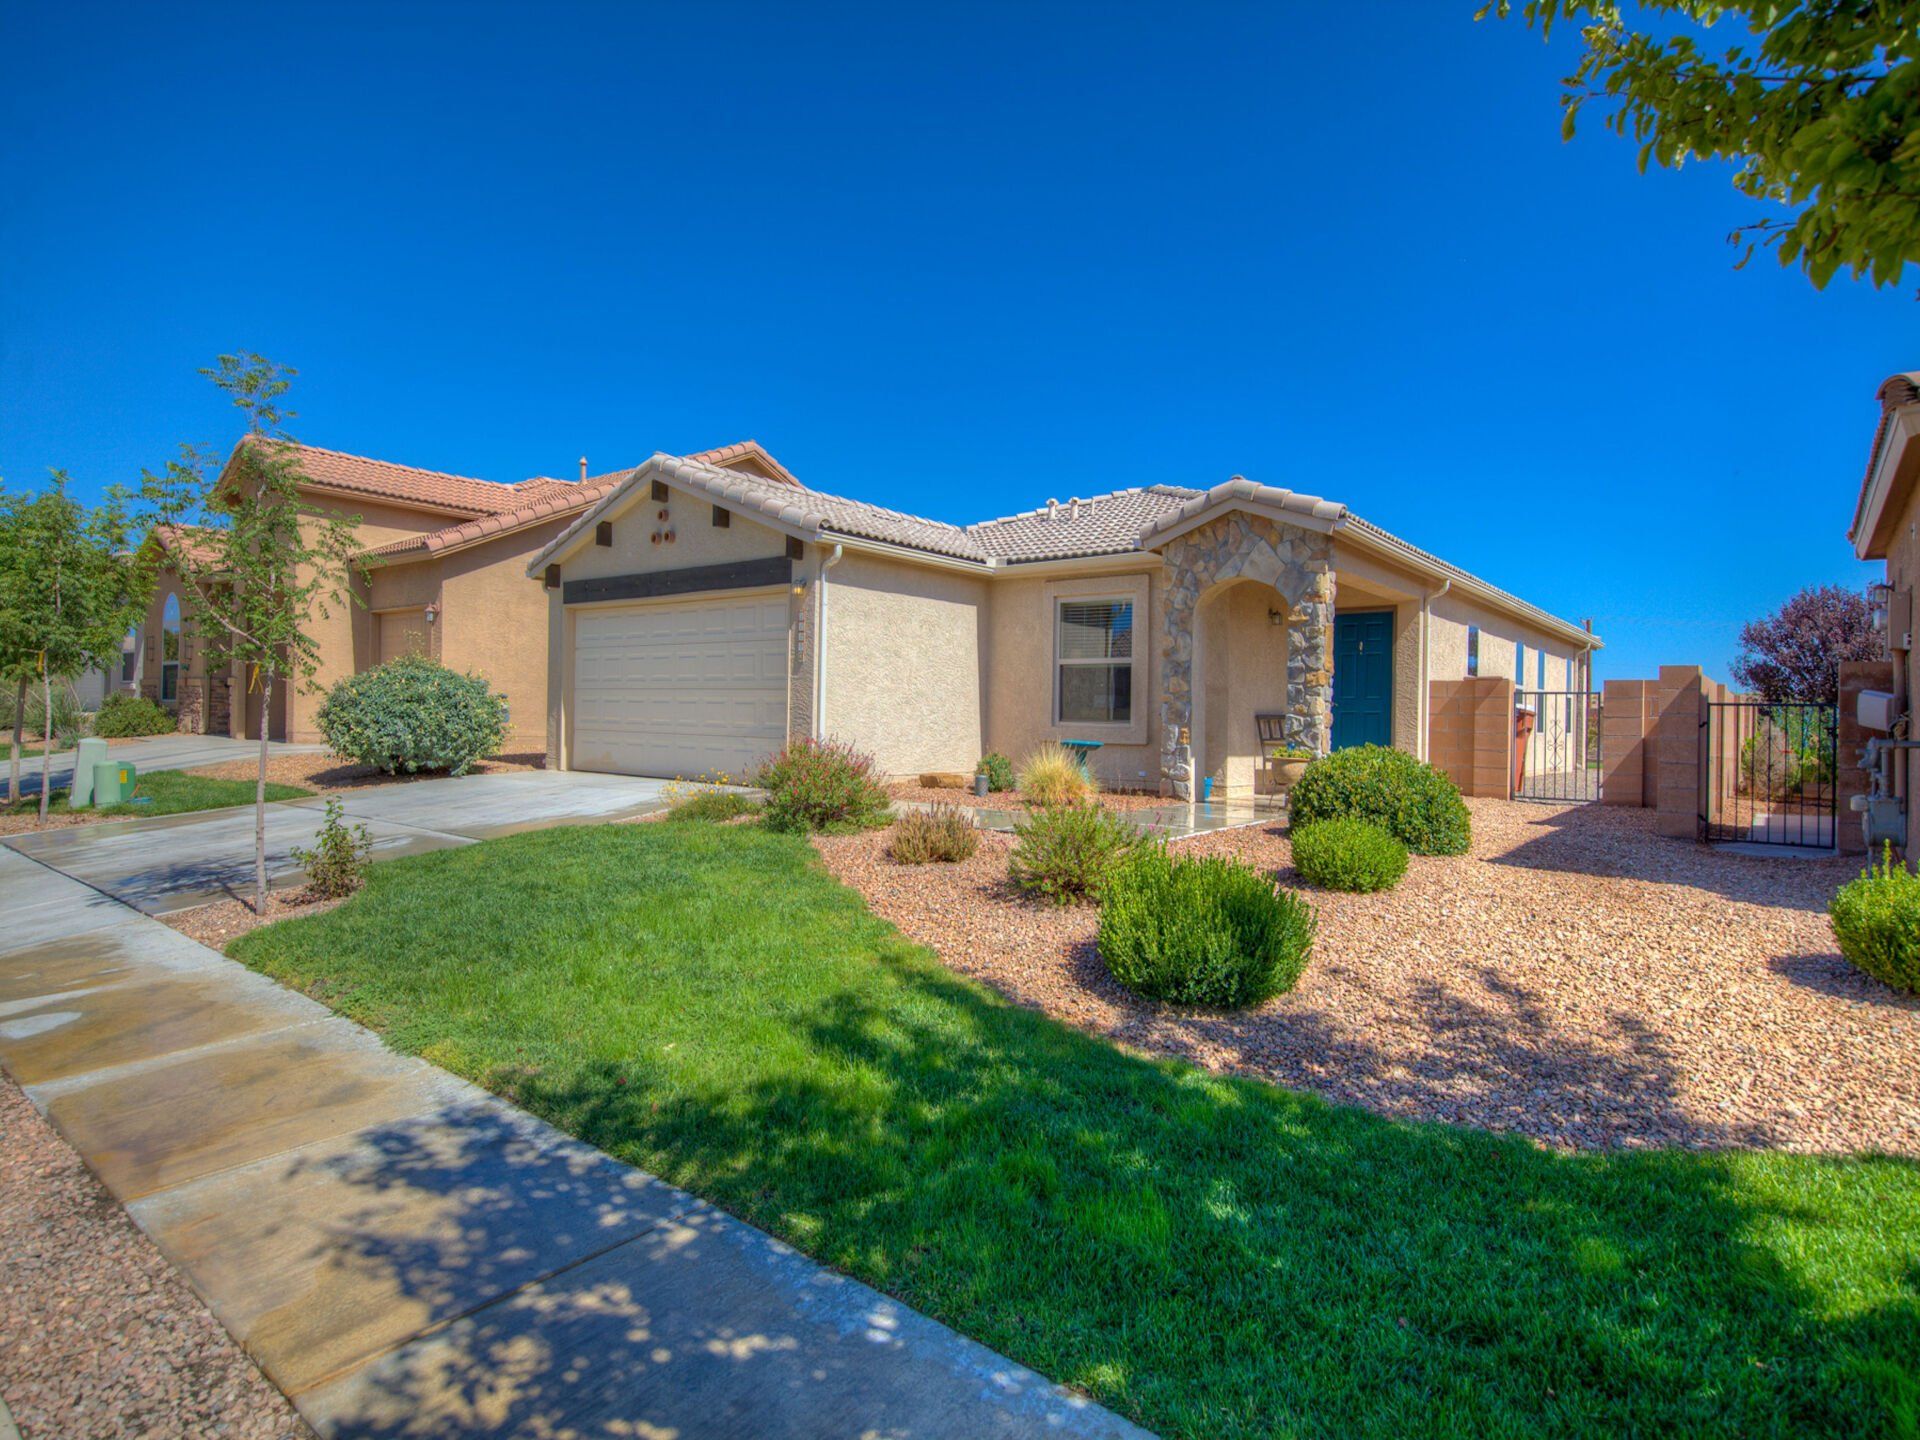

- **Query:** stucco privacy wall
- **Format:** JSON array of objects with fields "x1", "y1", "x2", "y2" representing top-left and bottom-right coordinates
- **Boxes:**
[
  {"x1": 542, "y1": 485, "x2": 806, "y2": 769},
  {"x1": 290, "y1": 497, "x2": 450, "y2": 743},
  {"x1": 983, "y1": 565, "x2": 1163, "y2": 789},
  {"x1": 1160, "y1": 514, "x2": 1333, "y2": 799},
  {"x1": 822, "y1": 551, "x2": 985, "y2": 776},
  {"x1": 1425, "y1": 590, "x2": 1581, "y2": 689},
  {"x1": 437, "y1": 523, "x2": 572, "y2": 751}
]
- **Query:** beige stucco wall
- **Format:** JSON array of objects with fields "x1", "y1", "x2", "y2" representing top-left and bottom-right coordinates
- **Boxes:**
[
  {"x1": 543, "y1": 483, "x2": 805, "y2": 771},
  {"x1": 822, "y1": 551, "x2": 986, "y2": 777},
  {"x1": 1197, "y1": 581, "x2": 1291, "y2": 796},
  {"x1": 436, "y1": 520, "x2": 576, "y2": 755},
  {"x1": 983, "y1": 562, "x2": 1164, "y2": 790}
]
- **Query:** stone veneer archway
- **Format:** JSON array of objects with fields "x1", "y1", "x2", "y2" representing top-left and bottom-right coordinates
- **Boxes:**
[{"x1": 1159, "y1": 513, "x2": 1334, "y2": 799}]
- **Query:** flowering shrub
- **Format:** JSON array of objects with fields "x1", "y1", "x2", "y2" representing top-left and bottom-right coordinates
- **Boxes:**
[
  {"x1": 1008, "y1": 802, "x2": 1140, "y2": 904},
  {"x1": 754, "y1": 736, "x2": 892, "y2": 833},
  {"x1": 890, "y1": 804, "x2": 979, "y2": 863}
]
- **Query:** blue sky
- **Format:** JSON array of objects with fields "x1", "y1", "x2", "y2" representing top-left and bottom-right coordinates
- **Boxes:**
[{"x1": 0, "y1": 1, "x2": 1907, "y2": 682}]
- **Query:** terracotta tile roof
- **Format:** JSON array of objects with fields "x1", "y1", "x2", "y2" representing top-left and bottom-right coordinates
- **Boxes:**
[
  {"x1": 239, "y1": 439, "x2": 558, "y2": 516},
  {"x1": 148, "y1": 522, "x2": 224, "y2": 567},
  {"x1": 682, "y1": 440, "x2": 802, "y2": 488},
  {"x1": 1850, "y1": 371, "x2": 1920, "y2": 546},
  {"x1": 365, "y1": 470, "x2": 639, "y2": 560}
]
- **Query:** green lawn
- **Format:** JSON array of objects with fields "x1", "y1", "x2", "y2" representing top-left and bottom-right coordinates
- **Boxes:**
[
  {"x1": 230, "y1": 822, "x2": 1920, "y2": 1440},
  {"x1": 5, "y1": 768, "x2": 309, "y2": 818}
]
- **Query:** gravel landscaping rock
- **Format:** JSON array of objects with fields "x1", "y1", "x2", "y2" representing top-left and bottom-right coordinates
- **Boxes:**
[
  {"x1": 0, "y1": 1078, "x2": 313, "y2": 1440},
  {"x1": 815, "y1": 798, "x2": 1920, "y2": 1155},
  {"x1": 161, "y1": 889, "x2": 348, "y2": 948}
]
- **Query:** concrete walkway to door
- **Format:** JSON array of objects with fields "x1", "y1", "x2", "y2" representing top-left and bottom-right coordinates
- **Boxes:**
[{"x1": 0, "y1": 846, "x2": 1148, "y2": 1438}]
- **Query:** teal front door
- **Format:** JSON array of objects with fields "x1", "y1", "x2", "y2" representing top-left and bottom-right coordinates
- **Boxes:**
[{"x1": 1332, "y1": 611, "x2": 1393, "y2": 750}]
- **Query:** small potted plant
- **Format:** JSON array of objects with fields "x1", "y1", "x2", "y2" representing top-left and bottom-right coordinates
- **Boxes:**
[{"x1": 1263, "y1": 745, "x2": 1315, "y2": 794}]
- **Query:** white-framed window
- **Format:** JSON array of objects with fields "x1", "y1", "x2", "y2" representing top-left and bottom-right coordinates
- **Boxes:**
[
  {"x1": 1466, "y1": 625, "x2": 1480, "y2": 677},
  {"x1": 1055, "y1": 598, "x2": 1133, "y2": 725},
  {"x1": 159, "y1": 594, "x2": 182, "y2": 704}
]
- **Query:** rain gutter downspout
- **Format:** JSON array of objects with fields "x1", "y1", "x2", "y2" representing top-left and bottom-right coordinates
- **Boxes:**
[
  {"x1": 813, "y1": 542, "x2": 844, "y2": 740},
  {"x1": 1418, "y1": 578, "x2": 1451, "y2": 761}
]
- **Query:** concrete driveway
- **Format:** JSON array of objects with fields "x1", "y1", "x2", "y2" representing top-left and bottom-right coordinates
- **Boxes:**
[
  {"x1": 10, "y1": 734, "x2": 328, "y2": 797},
  {"x1": 3, "y1": 769, "x2": 675, "y2": 914}
]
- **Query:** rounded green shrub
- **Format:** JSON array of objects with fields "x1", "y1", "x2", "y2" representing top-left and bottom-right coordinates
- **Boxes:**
[
  {"x1": 754, "y1": 736, "x2": 892, "y2": 834},
  {"x1": 1291, "y1": 818, "x2": 1409, "y2": 893},
  {"x1": 317, "y1": 655, "x2": 508, "y2": 776},
  {"x1": 1828, "y1": 844, "x2": 1920, "y2": 994},
  {"x1": 1008, "y1": 802, "x2": 1140, "y2": 904},
  {"x1": 1099, "y1": 845, "x2": 1317, "y2": 1006},
  {"x1": 1288, "y1": 745, "x2": 1471, "y2": 856},
  {"x1": 91, "y1": 692, "x2": 176, "y2": 738},
  {"x1": 977, "y1": 751, "x2": 1015, "y2": 793}
]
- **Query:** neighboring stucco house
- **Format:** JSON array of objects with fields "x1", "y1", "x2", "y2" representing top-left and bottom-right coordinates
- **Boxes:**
[
  {"x1": 530, "y1": 453, "x2": 1599, "y2": 797},
  {"x1": 1847, "y1": 370, "x2": 1920, "y2": 850},
  {"x1": 138, "y1": 438, "x2": 792, "y2": 745}
]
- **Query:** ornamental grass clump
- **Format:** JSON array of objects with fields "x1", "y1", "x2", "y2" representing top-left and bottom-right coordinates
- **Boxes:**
[
  {"x1": 1828, "y1": 843, "x2": 1920, "y2": 994},
  {"x1": 317, "y1": 655, "x2": 508, "y2": 776},
  {"x1": 1099, "y1": 844, "x2": 1316, "y2": 1007},
  {"x1": 1007, "y1": 802, "x2": 1140, "y2": 904},
  {"x1": 890, "y1": 804, "x2": 979, "y2": 864},
  {"x1": 1018, "y1": 743, "x2": 1091, "y2": 807},
  {"x1": 1288, "y1": 744, "x2": 1471, "y2": 856},
  {"x1": 754, "y1": 736, "x2": 892, "y2": 834},
  {"x1": 1290, "y1": 818, "x2": 1409, "y2": 893}
]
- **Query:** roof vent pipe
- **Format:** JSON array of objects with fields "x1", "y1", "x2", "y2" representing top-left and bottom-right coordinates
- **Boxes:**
[
  {"x1": 579, "y1": 456, "x2": 588, "y2": 483},
  {"x1": 1047, "y1": 499, "x2": 1059, "y2": 520}
]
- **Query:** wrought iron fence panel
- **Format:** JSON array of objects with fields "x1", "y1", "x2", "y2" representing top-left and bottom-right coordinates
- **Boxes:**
[
  {"x1": 1701, "y1": 700, "x2": 1838, "y2": 849},
  {"x1": 1514, "y1": 689, "x2": 1603, "y2": 803}
]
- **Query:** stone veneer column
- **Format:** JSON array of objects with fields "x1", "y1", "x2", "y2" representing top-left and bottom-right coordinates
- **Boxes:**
[{"x1": 1158, "y1": 513, "x2": 1334, "y2": 799}]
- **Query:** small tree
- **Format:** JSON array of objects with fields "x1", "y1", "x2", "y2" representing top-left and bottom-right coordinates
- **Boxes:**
[
  {"x1": 0, "y1": 475, "x2": 149, "y2": 816},
  {"x1": 1483, "y1": 1, "x2": 1919, "y2": 290},
  {"x1": 142, "y1": 355, "x2": 361, "y2": 911},
  {"x1": 1730, "y1": 583, "x2": 1881, "y2": 702}
]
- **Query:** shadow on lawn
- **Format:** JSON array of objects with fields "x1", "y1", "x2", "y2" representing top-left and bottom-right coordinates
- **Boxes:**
[
  {"x1": 1060, "y1": 937, "x2": 1775, "y2": 1151},
  {"x1": 488, "y1": 960, "x2": 1920, "y2": 1440}
]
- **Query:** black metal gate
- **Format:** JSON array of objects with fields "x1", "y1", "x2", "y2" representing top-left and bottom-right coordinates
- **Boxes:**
[
  {"x1": 1701, "y1": 701, "x2": 1838, "y2": 848},
  {"x1": 1514, "y1": 689, "x2": 1603, "y2": 802}
]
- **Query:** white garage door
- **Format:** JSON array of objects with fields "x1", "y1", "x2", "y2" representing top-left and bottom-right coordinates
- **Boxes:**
[{"x1": 570, "y1": 594, "x2": 789, "y2": 779}]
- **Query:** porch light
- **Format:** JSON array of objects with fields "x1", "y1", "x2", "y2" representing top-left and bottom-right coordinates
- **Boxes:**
[
  {"x1": 1268, "y1": 607, "x2": 1285, "y2": 626},
  {"x1": 424, "y1": 602, "x2": 439, "y2": 625},
  {"x1": 1869, "y1": 581, "x2": 1893, "y2": 635}
]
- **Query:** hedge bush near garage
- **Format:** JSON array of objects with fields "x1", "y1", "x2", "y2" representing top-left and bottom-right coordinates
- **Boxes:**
[
  {"x1": 1288, "y1": 745, "x2": 1471, "y2": 856},
  {"x1": 317, "y1": 655, "x2": 508, "y2": 776}
]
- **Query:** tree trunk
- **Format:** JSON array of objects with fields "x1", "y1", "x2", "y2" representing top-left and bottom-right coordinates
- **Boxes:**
[
  {"x1": 8, "y1": 675, "x2": 24, "y2": 806},
  {"x1": 254, "y1": 669, "x2": 272, "y2": 914},
  {"x1": 37, "y1": 665, "x2": 52, "y2": 826}
]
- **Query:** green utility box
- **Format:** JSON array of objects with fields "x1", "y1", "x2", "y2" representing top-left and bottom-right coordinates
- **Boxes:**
[{"x1": 92, "y1": 760, "x2": 137, "y2": 807}]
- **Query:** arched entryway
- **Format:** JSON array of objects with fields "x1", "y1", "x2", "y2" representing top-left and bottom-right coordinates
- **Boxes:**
[{"x1": 1192, "y1": 580, "x2": 1293, "y2": 798}]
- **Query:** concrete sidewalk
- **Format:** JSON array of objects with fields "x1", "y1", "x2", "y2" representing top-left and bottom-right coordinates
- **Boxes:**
[
  {"x1": 10, "y1": 734, "x2": 328, "y2": 797},
  {"x1": 0, "y1": 846, "x2": 1149, "y2": 1439},
  {"x1": 4, "y1": 770, "x2": 678, "y2": 914}
]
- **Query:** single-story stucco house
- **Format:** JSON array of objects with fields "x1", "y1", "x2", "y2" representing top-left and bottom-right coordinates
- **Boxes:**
[{"x1": 528, "y1": 453, "x2": 1600, "y2": 798}]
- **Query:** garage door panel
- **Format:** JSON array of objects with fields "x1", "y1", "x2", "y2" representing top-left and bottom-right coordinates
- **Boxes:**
[{"x1": 571, "y1": 595, "x2": 788, "y2": 779}]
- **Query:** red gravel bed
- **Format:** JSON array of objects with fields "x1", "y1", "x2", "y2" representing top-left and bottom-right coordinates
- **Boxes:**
[
  {"x1": 0, "y1": 1078, "x2": 314, "y2": 1439},
  {"x1": 814, "y1": 798, "x2": 1920, "y2": 1155}
]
